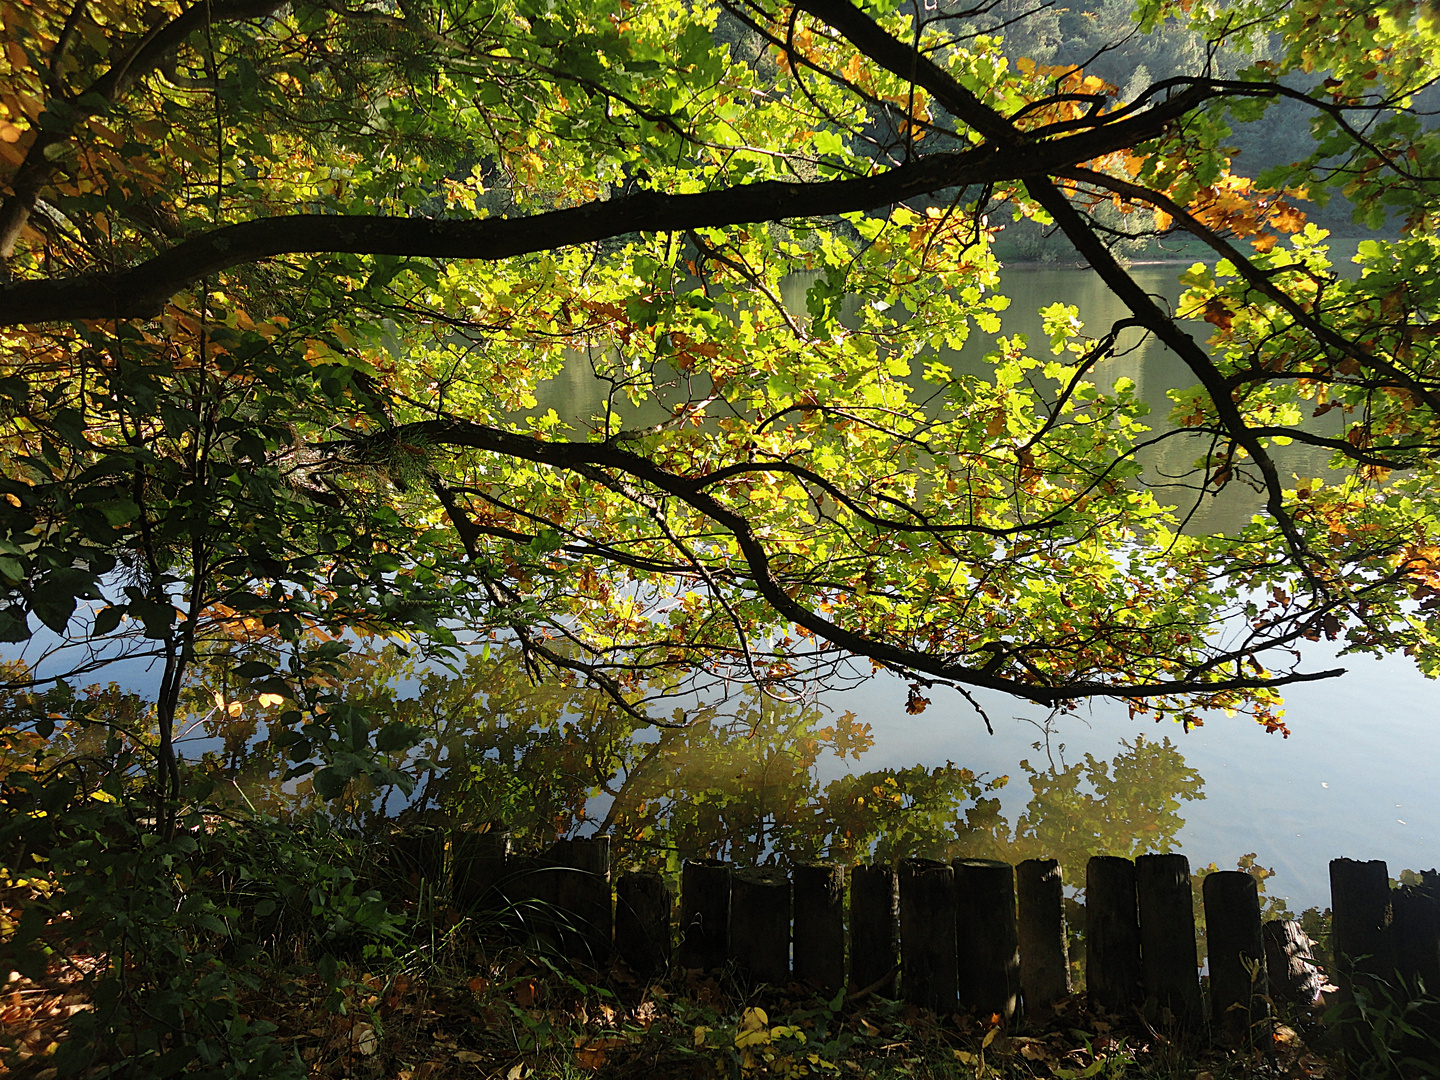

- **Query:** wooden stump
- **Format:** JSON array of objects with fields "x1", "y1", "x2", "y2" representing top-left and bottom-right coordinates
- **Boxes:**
[
  {"x1": 794, "y1": 863, "x2": 845, "y2": 994},
  {"x1": 731, "y1": 867, "x2": 791, "y2": 985},
  {"x1": 899, "y1": 858, "x2": 957, "y2": 1013},
  {"x1": 850, "y1": 864, "x2": 899, "y2": 997},
  {"x1": 547, "y1": 837, "x2": 612, "y2": 964},
  {"x1": 1017, "y1": 858, "x2": 1070, "y2": 1010},
  {"x1": 1262, "y1": 920, "x2": 1326, "y2": 1008},
  {"x1": 1330, "y1": 858, "x2": 1396, "y2": 994},
  {"x1": 453, "y1": 828, "x2": 511, "y2": 911},
  {"x1": 1203, "y1": 870, "x2": 1266, "y2": 1045},
  {"x1": 1136, "y1": 853, "x2": 1200, "y2": 1024},
  {"x1": 615, "y1": 871, "x2": 671, "y2": 979},
  {"x1": 1086, "y1": 856, "x2": 1140, "y2": 1014},
  {"x1": 678, "y1": 859, "x2": 732, "y2": 971},
  {"x1": 953, "y1": 859, "x2": 1019, "y2": 1019}
]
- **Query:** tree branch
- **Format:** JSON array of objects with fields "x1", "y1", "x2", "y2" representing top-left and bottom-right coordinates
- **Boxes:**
[{"x1": 322, "y1": 418, "x2": 1347, "y2": 704}]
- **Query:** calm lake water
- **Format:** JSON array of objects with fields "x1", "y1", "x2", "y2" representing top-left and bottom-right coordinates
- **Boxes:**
[{"x1": 812, "y1": 642, "x2": 1436, "y2": 915}]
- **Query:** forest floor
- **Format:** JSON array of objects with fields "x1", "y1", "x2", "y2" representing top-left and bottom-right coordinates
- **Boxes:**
[{"x1": 1, "y1": 944, "x2": 1349, "y2": 1080}]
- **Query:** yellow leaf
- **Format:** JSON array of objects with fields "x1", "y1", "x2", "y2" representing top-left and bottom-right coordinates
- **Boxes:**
[
  {"x1": 258, "y1": 693, "x2": 284, "y2": 708},
  {"x1": 735, "y1": 1007, "x2": 770, "y2": 1048}
]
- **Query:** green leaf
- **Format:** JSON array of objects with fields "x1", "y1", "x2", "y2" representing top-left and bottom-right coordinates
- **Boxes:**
[
  {"x1": 0, "y1": 606, "x2": 28, "y2": 643},
  {"x1": 374, "y1": 722, "x2": 423, "y2": 753},
  {"x1": 313, "y1": 766, "x2": 348, "y2": 801},
  {"x1": 32, "y1": 592, "x2": 76, "y2": 634},
  {"x1": 91, "y1": 605, "x2": 124, "y2": 636}
]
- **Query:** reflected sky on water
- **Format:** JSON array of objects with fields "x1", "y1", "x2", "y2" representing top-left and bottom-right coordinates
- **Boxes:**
[
  {"x1": 197, "y1": 628, "x2": 1435, "y2": 916},
  {"x1": 821, "y1": 640, "x2": 1436, "y2": 914}
]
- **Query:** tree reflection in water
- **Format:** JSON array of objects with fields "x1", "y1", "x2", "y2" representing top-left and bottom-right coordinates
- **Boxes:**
[{"x1": 210, "y1": 644, "x2": 1208, "y2": 884}]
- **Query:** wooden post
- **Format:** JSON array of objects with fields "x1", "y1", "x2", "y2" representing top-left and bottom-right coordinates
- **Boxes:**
[
  {"x1": 1393, "y1": 883, "x2": 1440, "y2": 990},
  {"x1": 548, "y1": 837, "x2": 612, "y2": 964},
  {"x1": 794, "y1": 863, "x2": 845, "y2": 994},
  {"x1": 385, "y1": 826, "x2": 449, "y2": 902},
  {"x1": 850, "y1": 864, "x2": 899, "y2": 997},
  {"x1": 731, "y1": 867, "x2": 791, "y2": 985},
  {"x1": 1086, "y1": 856, "x2": 1140, "y2": 1014},
  {"x1": 1263, "y1": 920, "x2": 1326, "y2": 1008},
  {"x1": 1203, "y1": 870, "x2": 1266, "y2": 1044},
  {"x1": 503, "y1": 852, "x2": 548, "y2": 932},
  {"x1": 1017, "y1": 858, "x2": 1070, "y2": 1010},
  {"x1": 678, "y1": 858, "x2": 732, "y2": 971},
  {"x1": 953, "y1": 859, "x2": 1019, "y2": 1019},
  {"x1": 1329, "y1": 858, "x2": 1396, "y2": 996},
  {"x1": 615, "y1": 871, "x2": 671, "y2": 979},
  {"x1": 452, "y1": 828, "x2": 511, "y2": 911},
  {"x1": 1393, "y1": 882, "x2": 1440, "y2": 1051},
  {"x1": 899, "y1": 858, "x2": 957, "y2": 1013},
  {"x1": 1136, "y1": 853, "x2": 1200, "y2": 1024}
]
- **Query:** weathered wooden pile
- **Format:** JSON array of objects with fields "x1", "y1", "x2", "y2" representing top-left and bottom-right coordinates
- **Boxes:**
[{"x1": 400, "y1": 830, "x2": 1440, "y2": 1039}]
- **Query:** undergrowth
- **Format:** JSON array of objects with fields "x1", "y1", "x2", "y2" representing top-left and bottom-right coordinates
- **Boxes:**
[{"x1": 0, "y1": 726, "x2": 1433, "y2": 1080}]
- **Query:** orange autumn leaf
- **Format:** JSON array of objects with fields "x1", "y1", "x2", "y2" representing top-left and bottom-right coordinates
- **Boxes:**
[
  {"x1": 1268, "y1": 200, "x2": 1307, "y2": 233},
  {"x1": 1203, "y1": 298, "x2": 1235, "y2": 330},
  {"x1": 575, "y1": 1037, "x2": 628, "y2": 1070}
]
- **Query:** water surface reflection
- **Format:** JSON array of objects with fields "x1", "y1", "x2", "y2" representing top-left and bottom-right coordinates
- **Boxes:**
[{"x1": 222, "y1": 646, "x2": 1206, "y2": 882}]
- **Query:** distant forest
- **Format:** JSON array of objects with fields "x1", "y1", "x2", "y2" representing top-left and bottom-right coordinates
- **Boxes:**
[{"x1": 954, "y1": 0, "x2": 1427, "y2": 257}]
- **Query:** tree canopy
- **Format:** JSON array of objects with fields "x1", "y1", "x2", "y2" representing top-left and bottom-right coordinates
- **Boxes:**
[{"x1": 3, "y1": 0, "x2": 1440, "y2": 798}]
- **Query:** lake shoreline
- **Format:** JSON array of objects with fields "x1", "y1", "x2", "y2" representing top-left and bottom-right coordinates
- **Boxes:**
[{"x1": 998, "y1": 257, "x2": 1201, "y2": 271}]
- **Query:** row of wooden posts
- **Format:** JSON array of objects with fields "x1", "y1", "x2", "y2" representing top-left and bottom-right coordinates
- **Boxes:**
[{"x1": 400, "y1": 831, "x2": 1440, "y2": 1037}]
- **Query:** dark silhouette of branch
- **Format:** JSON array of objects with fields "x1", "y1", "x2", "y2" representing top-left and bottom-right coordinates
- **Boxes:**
[{"x1": 320, "y1": 418, "x2": 1347, "y2": 704}]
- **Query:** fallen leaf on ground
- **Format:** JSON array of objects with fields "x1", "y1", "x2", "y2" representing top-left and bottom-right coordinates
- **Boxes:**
[
  {"x1": 351, "y1": 1021, "x2": 378, "y2": 1055},
  {"x1": 576, "y1": 1037, "x2": 628, "y2": 1069}
]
